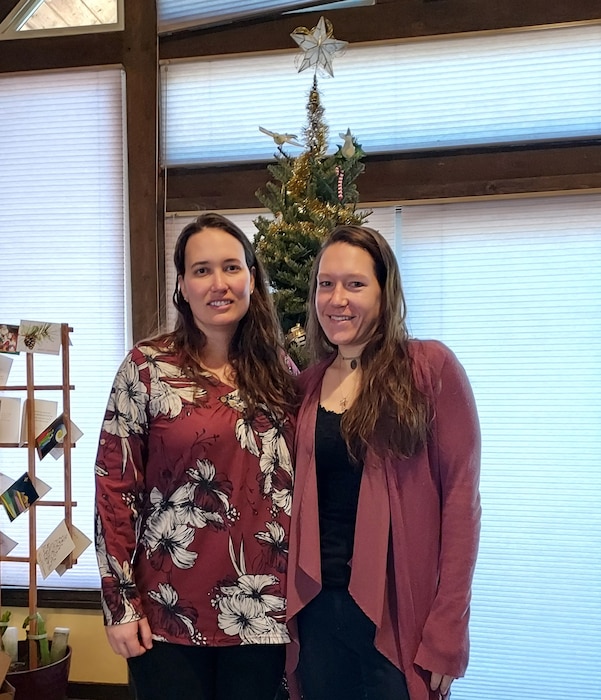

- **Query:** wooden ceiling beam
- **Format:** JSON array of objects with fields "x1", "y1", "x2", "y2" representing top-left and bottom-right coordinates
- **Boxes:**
[
  {"x1": 165, "y1": 140, "x2": 601, "y2": 211},
  {"x1": 2, "y1": 1, "x2": 598, "y2": 72},
  {"x1": 0, "y1": 30, "x2": 122, "y2": 71}
]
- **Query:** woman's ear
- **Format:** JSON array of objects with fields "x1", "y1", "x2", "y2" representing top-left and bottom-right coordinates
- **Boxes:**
[{"x1": 178, "y1": 274, "x2": 188, "y2": 302}]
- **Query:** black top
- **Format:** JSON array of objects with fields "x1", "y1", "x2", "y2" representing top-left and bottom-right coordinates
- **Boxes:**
[{"x1": 315, "y1": 405, "x2": 363, "y2": 588}]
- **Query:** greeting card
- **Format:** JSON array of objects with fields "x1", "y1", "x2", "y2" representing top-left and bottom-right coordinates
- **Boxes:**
[
  {"x1": 0, "y1": 473, "x2": 40, "y2": 521},
  {"x1": 0, "y1": 398, "x2": 21, "y2": 444},
  {"x1": 56, "y1": 525, "x2": 92, "y2": 576},
  {"x1": 16, "y1": 320, "x2": 61, "y2": 355},
  {"x1": 0, "y1": 355, "x2": 13, "y2": 385},
  {"x1": 36, "y1": 520, "x2": 75, "y2": 579},
  {"x1": 36, "y1": 413, "x2": 83, "y2": 460},
  {"x1": 0, "y1": 531, "x2": 18, "y2": 557},
  {"x1": 0, "y1": 324, "x2": 19, "y2": 355},
  {"x1": 19, "y1": 398, "x2": 58, "y2": 447}
]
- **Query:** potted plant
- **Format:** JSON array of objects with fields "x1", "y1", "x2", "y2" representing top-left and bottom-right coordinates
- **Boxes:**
[{"x1": 2, "y1": 612, "x2": 71, "y2": 700}]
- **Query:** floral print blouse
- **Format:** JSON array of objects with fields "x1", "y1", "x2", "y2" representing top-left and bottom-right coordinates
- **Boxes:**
[{"x1": 95, "y1": 342, "x2": 295, "y2": 647}]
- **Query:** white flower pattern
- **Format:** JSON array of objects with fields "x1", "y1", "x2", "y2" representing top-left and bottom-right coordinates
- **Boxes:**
[
  {"x1": 214, "y1": 538, "x2": 289, "y2": 644},
  {"x1": 103, "y1": 359, "x2": 147, "y2": 437},
  {"x1": 95, "y1": 343, "x2": 294, "y2": 646}
]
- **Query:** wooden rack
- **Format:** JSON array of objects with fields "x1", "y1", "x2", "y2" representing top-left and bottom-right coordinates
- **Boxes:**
[{"x1": 0, "y1": 323, "x2": 76, "y2": 669}]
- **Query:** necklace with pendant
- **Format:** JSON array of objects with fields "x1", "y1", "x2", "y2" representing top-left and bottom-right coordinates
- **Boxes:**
[
  {"x1": 339, "y1": 354, "x2": 360, "y2": 371},
  {"x1": 337, "y1": 353, "x2": 361, "y2": 410}
]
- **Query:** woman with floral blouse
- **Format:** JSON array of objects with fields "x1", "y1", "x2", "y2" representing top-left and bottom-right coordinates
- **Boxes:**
[{"x1": 95, "y1": 213, "x2": 297, "y2": 700}]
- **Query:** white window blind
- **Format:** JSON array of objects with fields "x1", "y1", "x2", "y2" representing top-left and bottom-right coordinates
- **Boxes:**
[
  {"x1": 399, "y1": 195, "x2": 601, "y2": 698},
  {"x1": 158, "y1": 1, "x2": 332, "y2": 32},
  {"x1": 161, "y1": 23, "x2": 601, "y2": 166},
  {"x1": 0, "y1": 68, "x2": 128, "y2": 590},
  {"x1": 164, "y1": 206, "x2": 392, "y2": 330},
  {"x1": 157, "y1": 1, "x2": 368, "y2": 32}
]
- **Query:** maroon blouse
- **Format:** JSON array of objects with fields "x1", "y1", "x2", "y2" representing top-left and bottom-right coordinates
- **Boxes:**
[{"x1": 95, "y1": 342, "x2": 295, "y2": 647}]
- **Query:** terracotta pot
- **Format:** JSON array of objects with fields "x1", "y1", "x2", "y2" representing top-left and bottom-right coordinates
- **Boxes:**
[{"x1": 7, "y1": 641, "x2": 71, "y2": 700}]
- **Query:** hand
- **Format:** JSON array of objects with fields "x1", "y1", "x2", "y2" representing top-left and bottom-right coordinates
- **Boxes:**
[
  {"x1": 430, "y1": 671, "x2": 455, "y2": 698},
  {"x1": 105, "y1": 618, "x2": 153, "y2": 658}
]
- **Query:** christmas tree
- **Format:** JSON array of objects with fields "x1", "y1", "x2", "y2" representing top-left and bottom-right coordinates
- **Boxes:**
[{"x1": 253, "y1": 17, "x2": 369, "y2": 365}]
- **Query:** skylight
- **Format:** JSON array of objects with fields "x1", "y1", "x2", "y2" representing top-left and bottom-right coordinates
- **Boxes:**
[{"x1": 0, "y1": 0, "x2": 121, "y2": 38}]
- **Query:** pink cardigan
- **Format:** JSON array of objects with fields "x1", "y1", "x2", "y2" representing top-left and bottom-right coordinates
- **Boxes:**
[{"x1": 286, "y1": 340, "x2": 481, "y2": 700}]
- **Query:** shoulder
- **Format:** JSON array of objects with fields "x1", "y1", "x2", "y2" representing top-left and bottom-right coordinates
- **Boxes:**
[
  {"x1": 297, "y1": 356, "x2": 333, "y2": 395},
  {"x1": 115, "y1": 341, "x2": 178, "y2": 378},
  {"x1": 408, "y1": 338, "x2": 456, "y2": 369},
  {"x1": 407, "y1": 338, "x2": 467, "y2": 393},
  {"x1": 133, "y1": 338, "x2": 175, "y2": 360}
]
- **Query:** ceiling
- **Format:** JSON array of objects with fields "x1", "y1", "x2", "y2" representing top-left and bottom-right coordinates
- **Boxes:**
[{"x1": 16, "y1": 0, "x2": 116, "y2": 31}]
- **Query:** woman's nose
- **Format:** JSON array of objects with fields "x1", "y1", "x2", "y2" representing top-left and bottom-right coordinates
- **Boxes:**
[
  {"x1": 211, "y1": 270, "x2": 227, "y2": 290},
  {"x1": 330, "y1": 283, "x2": 348, "y2": 306}
]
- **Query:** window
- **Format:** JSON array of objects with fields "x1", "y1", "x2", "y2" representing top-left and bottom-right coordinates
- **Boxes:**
[
  {"x1": 157, "y1": 0, "x2": 370, "y2": 33},
  {"x1": 399, "y1": 194, "x2": 601, "y2": 697},
  {"x1": 0, "y1": 0, "x2": 122, "y2": 39},
  {"x1": 0, "y1": 68, "x2": 128, "y2": 589},
  {"x1": 161, "y1": 23, "x2": 601, "y2": 166}
]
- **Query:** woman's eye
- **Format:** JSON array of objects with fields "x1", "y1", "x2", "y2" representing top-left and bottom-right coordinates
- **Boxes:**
[
  {"x1": 349, "y1": 281, "x2": 365, "y2": 288},
  {"x1": 193, "y1": 267, "x2": 207, "y2": 275},
  {"x1": 318, "y1": 280, "x2": 331, "y2": 288},
  {"x1": 225, "y1": 264, "x2": 241, "y2": 272}
]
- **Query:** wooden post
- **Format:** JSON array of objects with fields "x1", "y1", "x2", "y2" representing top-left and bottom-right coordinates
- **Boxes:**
[
  {"x1": 61, "y1": 325, "x2": 74, "y2": 570},
  {"x1": 26, "y1": 352, "x2": 38, "y2": 668}
]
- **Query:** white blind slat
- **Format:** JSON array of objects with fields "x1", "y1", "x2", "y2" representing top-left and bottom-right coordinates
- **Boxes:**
[
  {"x1": 399, "y1": 194, "x2": 601, "y2": 699},
  {"x1": 161, "y1": 24, "x2": 601, "y2": 166},
  {"x1": 157, "y1": 1, "x2": 366, "y2": 32},
  {"x1": 0, "y1": 68, "x2": 128, "y2": 590}
]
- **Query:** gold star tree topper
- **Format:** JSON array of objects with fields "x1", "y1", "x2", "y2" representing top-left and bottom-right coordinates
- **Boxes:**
[{"x1": 290, "y1": 16, "x2": 348, "y2": 77}]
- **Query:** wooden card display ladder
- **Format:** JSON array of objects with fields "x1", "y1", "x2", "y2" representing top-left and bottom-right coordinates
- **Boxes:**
[{"x1": 0, "y1": 323, "x2": 75, "y2": 669}]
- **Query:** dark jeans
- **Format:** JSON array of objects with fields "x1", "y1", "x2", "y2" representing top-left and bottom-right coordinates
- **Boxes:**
[
  {"x1": 297, "y1": 588, "x2": 410, "y2": 700},
  {"x1": 128, "y1": 641, "x2": 286, "y2": 700}
]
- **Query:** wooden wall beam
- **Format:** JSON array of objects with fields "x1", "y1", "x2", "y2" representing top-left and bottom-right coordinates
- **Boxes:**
[
  {"x1": 160, "y1": 0, "x2": 601, "y2": 60},
  {"x1": 165, "y1": 140, "x2": 601, "y2": 211},
  {"x1": 0, "y1": 31, "x2": 121, "y2": 72},
  {"x1": 123, "y1": 0, "x2": 159, "y2": 343}
]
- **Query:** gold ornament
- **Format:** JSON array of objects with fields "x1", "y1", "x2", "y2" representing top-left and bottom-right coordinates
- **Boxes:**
[{"x1": 286, "y1": 323, "x2": 307, "y2": 349}]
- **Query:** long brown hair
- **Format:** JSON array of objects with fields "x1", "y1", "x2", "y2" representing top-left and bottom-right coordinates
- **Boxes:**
[
  {"x1": 154, "y1": 213, "x2": 297, "y2": 419},
  {"x1": 307, "y1": 224, "x2": 430, "y2": 461}
]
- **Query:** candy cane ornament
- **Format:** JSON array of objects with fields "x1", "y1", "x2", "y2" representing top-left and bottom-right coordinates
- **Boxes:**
[{"x1": 335, "y1": 166, "x2": 344, "y2": 201}]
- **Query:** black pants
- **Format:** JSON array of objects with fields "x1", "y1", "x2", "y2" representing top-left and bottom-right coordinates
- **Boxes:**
[
  {"x1": 128, "y1": 642, "x2": 286, "y2": 700},
  {"x1": 297, "y1": 588, "x2": 410, "y2": 700}
]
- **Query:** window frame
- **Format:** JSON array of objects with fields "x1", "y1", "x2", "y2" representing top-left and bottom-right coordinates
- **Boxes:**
[{"x1": 0, "y1": 0, "x2": 124, "y2": 41}]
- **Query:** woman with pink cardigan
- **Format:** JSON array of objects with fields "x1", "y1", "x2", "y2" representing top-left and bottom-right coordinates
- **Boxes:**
[{"x1": 286, "y1": 224, "x2": 481, "y2": 700}]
